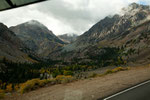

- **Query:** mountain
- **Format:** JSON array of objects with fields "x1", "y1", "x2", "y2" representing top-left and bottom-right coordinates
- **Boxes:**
[
  {"x1": 50, "y1": 3, "x2": 150, "y2": 65},
  {"x1": 0, "y1": 23, "x2": 36, "y2": 62},
  {"x1": 64, "y1": 3, "x2": 150, "y2": 50},
  {"x1": 10, "y1": 20, "x2": 65, "y2": 57},
  {"x1": 58, "y1": 33, "x2": 78, "y2": 43}
]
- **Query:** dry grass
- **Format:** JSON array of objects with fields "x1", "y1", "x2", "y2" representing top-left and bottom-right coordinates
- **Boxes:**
[
  {"x1": 89, "y1": 67, "x2": 130, "y2": 78},
  {"x1": 19, "y1": 75, "x2": 75, "y2": 94},
  {"x1": 19, "y1": 79, "x2": 47, "y2": 94},
  {"x1": 105, "y1": 67, "x2": 130, "y2": 74}
]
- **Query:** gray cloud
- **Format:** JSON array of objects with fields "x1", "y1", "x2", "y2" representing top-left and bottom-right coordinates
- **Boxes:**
[{"x1": 0, "y1": 0, "x2": 149, "y2": 35}]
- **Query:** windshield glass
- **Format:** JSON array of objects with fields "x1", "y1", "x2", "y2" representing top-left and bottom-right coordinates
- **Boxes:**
[
  {"x1": 0, "y1": 0, "x2": 45, "y2": 10},
  {"x1": 0, "y1": 0, "x2": 150, "y2": 100}
]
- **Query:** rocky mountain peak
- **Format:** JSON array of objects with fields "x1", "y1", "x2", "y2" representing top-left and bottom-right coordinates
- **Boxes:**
[
  {"x1": 10, "y1": 20, "x2": 55, "y2": 37},
  {"x1": 129, "y1": 3, "x2": 140, "y2": 9},
  {"x1": 129, "y1": 2, "x2": 150, "y2": 9},
  {"x1": 128, "y1": 2, "x2": 150, "y2": 10},
  {"x1": 121, "y1": 3, "x2": 150, "y2": 16},
  {"x1": 20, "y1": 20, "x2": 48, "y2": 31},
  {"x1": 10, "y1": 20, "x2": 65, "y2": 57},
  {"x1": 28, "y1": 20, "x2": 40, "y2": 23},
  {"x1": 25, "y1": 20, "x2": 44, "y2": 27}
]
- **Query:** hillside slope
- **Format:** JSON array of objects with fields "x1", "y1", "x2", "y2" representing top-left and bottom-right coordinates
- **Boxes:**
[{"x1": 0, "y1": 23, "x2": 36, "y2": 62}]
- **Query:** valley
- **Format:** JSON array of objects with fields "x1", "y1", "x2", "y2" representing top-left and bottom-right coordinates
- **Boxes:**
[{"x1": 0, "y1": 2, "x2": 150, "y2": 100}]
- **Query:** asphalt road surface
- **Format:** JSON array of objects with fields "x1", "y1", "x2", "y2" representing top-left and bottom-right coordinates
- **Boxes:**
[{"x1": 102, "y1": 80, "x2": 150, "y2": 100}]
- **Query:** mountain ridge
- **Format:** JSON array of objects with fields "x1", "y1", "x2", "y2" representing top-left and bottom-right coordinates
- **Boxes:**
[
  {"x1": 48, "y1": 3, "x2": 150, "y2": 65},
  {"x1": 62, "y1": 3, "x2": 150, "y2": 51},
  {"x1": 10, "y1": 20, "x2": 65, "y2": 57}
]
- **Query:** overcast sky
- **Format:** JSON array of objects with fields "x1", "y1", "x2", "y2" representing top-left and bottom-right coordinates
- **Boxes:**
[{"x1": 0, "y1": 0, "x2": 150, "y2": 35}]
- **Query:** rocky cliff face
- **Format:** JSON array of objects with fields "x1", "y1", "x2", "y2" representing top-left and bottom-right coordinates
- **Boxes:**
[
  {"x1": 73, "y1": 3, "x2": 150, "y2": 48},
  {"x1": 10, "y1": 20, "x2": 65, "y2": 57}
]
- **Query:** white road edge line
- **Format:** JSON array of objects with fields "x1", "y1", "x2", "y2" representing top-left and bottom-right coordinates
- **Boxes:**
[{"x1": 103, "y1": 80, "x2": 150, "y2": 100}]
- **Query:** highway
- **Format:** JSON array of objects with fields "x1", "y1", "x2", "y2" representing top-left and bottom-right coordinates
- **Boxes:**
[{"x1": 102, "y1": 80, "x2": 150, "y2": 100}]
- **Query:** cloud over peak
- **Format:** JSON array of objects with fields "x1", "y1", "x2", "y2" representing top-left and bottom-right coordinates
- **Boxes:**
[{"x1": 0, "y1": 0, "x2": 149, "y2": 35}]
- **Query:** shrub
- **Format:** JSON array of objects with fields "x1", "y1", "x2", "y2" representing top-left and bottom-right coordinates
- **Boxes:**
[
  {"x1": 105, "y1": 69, "x2": 113, "y2": 74},
  {"x1": 0, "y1": 82, "x2": 6, "y2": 90},
  {"x1": 14, "y1": 84, "x2": 20, "y2": 92},
  {"x1": 20, "y1": 79, "x2": 41, "y2": 94},
  {"x1": 48, "y1": 79, "x2": 57, "y2": 85},
  {"x1": 6, "y1": 84, "x2": 13, "y2": 92},
  {"x1": 56, "y1": 75, "x2": 74, "y2": 84},
  {"x1": 38, "y1": 80, "x2": 47, "y2": 87},
  {"x1": 65, "y1": 76, "x2": 74, "y2": 83},
  {"x1": 105, "y1": 67, "x2": 129, "y2": 75},
  {"x1": 43, "y1": 79, "x2": 53, "y2": 84},
  {"x1": 89, "y1": 73, "x2": 98, "y2": 78},
  {"x1": 63, "y1": 70, "x2": 73, "y2": 76},
  {"x1": 112, "y1": 67, "x2": 129, "y2": 72},
  {"x1": 19, "y1": 78, "x2": 57, "y2": 94},
  {"x1": 0, "y1": 89, "x2": 5, "y2": 99}
]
